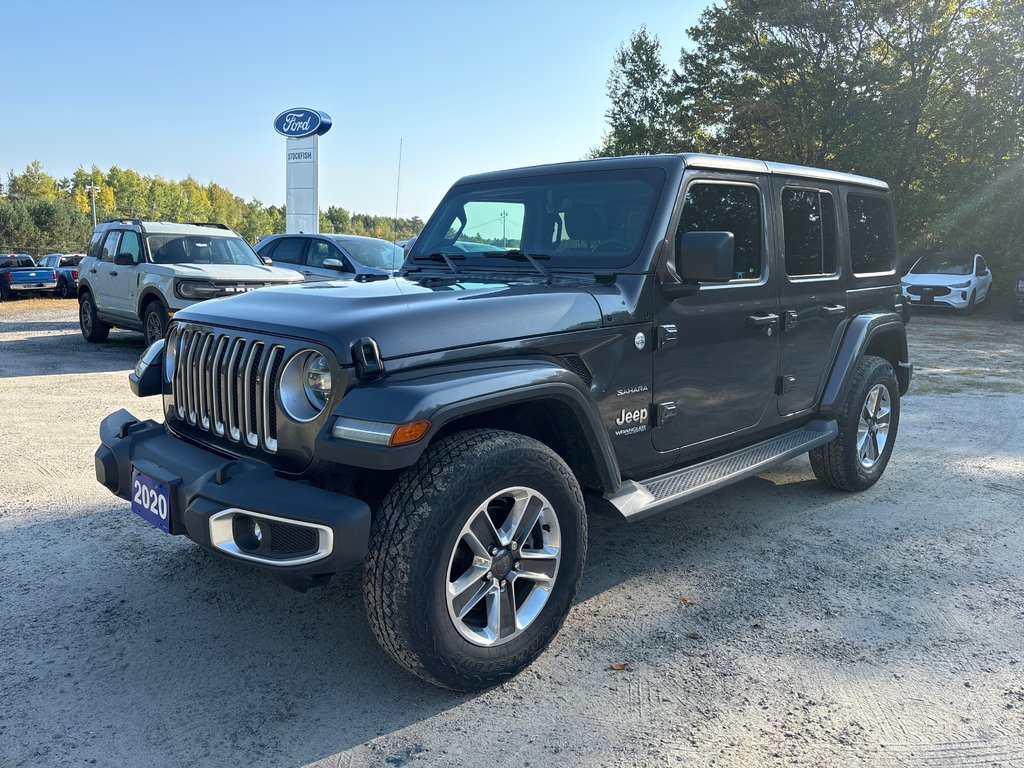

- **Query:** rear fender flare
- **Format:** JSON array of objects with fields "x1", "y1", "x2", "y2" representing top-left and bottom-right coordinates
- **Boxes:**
[{"x1": 820, "y1": 312, "x2": 910, "y2": 415}]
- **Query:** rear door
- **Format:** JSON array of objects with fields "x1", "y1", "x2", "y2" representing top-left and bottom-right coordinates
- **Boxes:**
[
  {"x1": 652, "y1": 173, "x2": 780, "y2": 452},
  {"x1": 773, "y1": 179, "x2": 847, "y2": 416}
]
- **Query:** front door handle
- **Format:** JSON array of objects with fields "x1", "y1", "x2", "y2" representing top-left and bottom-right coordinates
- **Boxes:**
[
  {"x1": 110, "y1": 270, "x2": 118, "y2": 276},
  {"x1": 821, "y1": 304, "x2": 846, "y2": 318},
  {"x1": 746, "y1": 312, "x2": 779, "y2": 330},
  {"x1": 89, "y1": 268, "x2": 97, "y2": 273}
]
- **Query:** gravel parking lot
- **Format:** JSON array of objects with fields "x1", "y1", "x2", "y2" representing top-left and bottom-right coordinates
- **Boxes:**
[{"x1": 1, "y1": 299, "x2": 1022, "y2": 768}]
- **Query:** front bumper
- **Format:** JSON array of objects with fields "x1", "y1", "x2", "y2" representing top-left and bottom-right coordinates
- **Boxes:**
[
  {"x1": 95, "y1": 409, "x2": 371, "y2": 587},
  {"x1": 901, "y1": 287, "x2": 972, "y2": 309}
]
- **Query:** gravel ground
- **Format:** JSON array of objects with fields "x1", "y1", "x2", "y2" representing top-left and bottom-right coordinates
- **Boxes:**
[{"x1": 1, "y1": 299, "x2": 1022, "y2": 768}]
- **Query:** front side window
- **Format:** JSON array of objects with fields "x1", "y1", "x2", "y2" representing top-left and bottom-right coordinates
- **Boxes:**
[
  {"x1": 677, "y1": 182, "x2": 763, "y2": 280},
  {"x1": 100, "y1": 232, "x2": 121, "y2": 262},
  {"x1": 782, "y1": 188, "x2": 837, "y2": 277},
  {"x1": 307, "y1": 240, "x2": 346, "y2": 269},
  {"x1": 146, "y1": 235, "x2": 260, "y2": 265},
  {"x1": 338, "y1": 239, "x2": 404, "y2": 270},
  {"x1": 848, "y1": 194, "x2": 894, "y2": 275},
  {"x1": 409, "y1": 168, "x2": 665, "y2": 270},
  {"x1": 119, "y1": 231, "x2": 141, "y2": 262}
]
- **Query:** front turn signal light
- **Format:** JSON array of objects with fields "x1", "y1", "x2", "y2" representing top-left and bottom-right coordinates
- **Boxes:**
[{"x1": 389, "y1": 420, "x2": 431, "y2": 446}]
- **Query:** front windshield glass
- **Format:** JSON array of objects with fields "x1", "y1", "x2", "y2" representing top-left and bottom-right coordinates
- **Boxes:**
[
  {"x1": 147, "y1": 235, "x2": 261, "y2": 266},
  {"x1": 911, "y1": 253, "x2": 971, "y2": 275},
  {"x1": 409, "y1": 168, "x2": 666, "y2": 270},
  {"x1": 336, "y1": 238, "x2": 404, "y2": 271}
]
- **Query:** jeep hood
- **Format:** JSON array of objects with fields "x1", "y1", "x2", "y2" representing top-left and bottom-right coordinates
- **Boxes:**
[{"x1": 173, "y1": 276, "x2": 604, "y2": 364}]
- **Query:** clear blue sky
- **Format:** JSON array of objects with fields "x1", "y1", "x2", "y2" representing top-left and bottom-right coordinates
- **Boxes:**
[{"x1": 2, "y1": 1, "x2": 703, "y2": 220}]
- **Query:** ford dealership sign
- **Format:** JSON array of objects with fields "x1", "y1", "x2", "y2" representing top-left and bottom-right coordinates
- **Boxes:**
[{"x1": 273, "y1": 108, "x2": 333, "y2": 138}]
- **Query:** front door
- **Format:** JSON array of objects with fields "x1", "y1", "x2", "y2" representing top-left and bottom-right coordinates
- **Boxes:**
[
  {"x1": 653, "y1": 175, "x2": 780, "y2": 453},
  {"x1": 107, "y1": 230, "x2": 143, "y2": 317},
  {"x1": 304, "y1": 238, "x2": 354, "y2": 281},
  {"x1": 773, "y1": 180, "x2": 847, "y2": 416}
]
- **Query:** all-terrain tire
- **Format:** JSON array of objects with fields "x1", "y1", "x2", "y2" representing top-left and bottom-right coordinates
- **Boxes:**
[
  {"x1": 57, "y1": 277, "x2": 75, "y2": 299},
  {"x1": 143, "y1": 300, "x2": 168, "y2": 346},
  {"x1": 363, "y1": 429, "x2": 587, "y2": 691},
  {"x1": 810, "y1": 355, "x2": 900, "y2": 492},
  {"x1": 79, "y1": 291, "x2": 110, "y2": 343}
]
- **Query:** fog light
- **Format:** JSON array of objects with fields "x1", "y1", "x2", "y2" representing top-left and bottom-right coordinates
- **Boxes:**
[
  {"x1": 961, "y1": 291, "x2": 967, "y2": 299},
  {"x1": 252, "y1": 521, "x2": 263, "y2": 543}
]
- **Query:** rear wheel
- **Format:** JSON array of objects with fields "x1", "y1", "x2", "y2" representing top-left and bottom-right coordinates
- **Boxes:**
[
  {"x1": 810, "y1": 355, "x2": 900, "y2": 491},
  {"x1": 0, "y1": 280, "x2": 10, "y2": 301},
  {"x1": 364, "y1": 429, "x2": 587, "y2": 690},
  {"x1": 57, "y1": 278, "x2": 75, "y2": 299},
  {"x1": 79, "y1": 291, "x2": 110, "y2": 343}
]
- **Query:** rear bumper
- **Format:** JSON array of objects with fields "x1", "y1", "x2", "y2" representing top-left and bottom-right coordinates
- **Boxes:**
[
  {"x1": 11, "y1": 281, "x2": 58, "y2": 290},
  {"x1": 95, "y1": 409, "x2": 371, "y2": 587}
]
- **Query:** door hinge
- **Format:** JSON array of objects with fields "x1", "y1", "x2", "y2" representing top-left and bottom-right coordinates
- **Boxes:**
[
  {"x1": 655, "y1": 401, "x2": 677, "y2": 427},
  {"x1": 776, "y1": 375, "x2": 796, "y2": 395},
  {"x1": 656, "y1": 324, "x2": 678, "y2": 349}
]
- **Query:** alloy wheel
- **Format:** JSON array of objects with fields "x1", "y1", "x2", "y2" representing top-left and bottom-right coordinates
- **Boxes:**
[{"x1": 857, "y1": 383, "x2": 891, "y2": 469}]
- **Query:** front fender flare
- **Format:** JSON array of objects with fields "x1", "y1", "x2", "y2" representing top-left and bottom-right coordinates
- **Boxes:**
[{"x1": 313, "y1": 360, "x2": 621, "y2": 488}]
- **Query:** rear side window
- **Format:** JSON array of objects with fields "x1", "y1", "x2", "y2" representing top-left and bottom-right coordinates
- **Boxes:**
[
  {"x1": 848, "y1": 194, "x2": 894, "y2": 275},
  {"x1": 100, "y1": 232, "x2": 121, "y2": 262},
  {"x1": 782, "y1": 188, "x2": 837, "y2": 277},
  {"x1": 678, "y1": 182, "x2": 763, "y2": 280},
  {"x1": 268, "y1": 238, "x2": 306, "y2": 264}
]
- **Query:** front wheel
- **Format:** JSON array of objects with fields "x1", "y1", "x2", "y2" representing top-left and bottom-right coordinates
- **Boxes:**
[
  {"x1": 143, "y1": 301, "x2": 168, "y2": 346},
  {"x1": 364, "y1": 429, "x2": 587, "y2": 690},
  {"x1": 810, "y1": 355, "x2": 900, "y2": 492}
]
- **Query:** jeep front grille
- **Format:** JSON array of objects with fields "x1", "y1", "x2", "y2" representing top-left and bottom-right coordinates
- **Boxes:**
[{"x1": 170, "y1": 328, "x2": 286, "y2": 453}]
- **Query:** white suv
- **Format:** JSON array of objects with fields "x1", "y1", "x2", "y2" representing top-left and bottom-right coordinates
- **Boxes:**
[{"x1": 78, "y1": 221, "x2": 303, "y2": 345}]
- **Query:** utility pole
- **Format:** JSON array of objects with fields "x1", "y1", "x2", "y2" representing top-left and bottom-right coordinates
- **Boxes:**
[
  {"x1": 84, "y1": 184, "x2": 100, "y2": 227},
  {"x1": 394, "y1": 138, "x2": 403, "y2": 241},
  {"x1": 500, "y1": 210, "x2": 508, "y2": 249}
]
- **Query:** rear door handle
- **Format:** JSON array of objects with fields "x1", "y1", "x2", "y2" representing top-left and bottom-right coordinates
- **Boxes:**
[
  {"x1": 110, "y1": 271, "x2": 118, "y2": 276},
  {"x1": 821, "y1": 304, "x2": 846, "y2": 317},
  {"x1": 746, "y1": 312, "x2": 779, "y2": 330}
]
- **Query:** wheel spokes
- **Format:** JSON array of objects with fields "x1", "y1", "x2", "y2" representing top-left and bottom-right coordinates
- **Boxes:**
[
  {"x1": 450, "y1": 568, "x2": 493, "y2": 618},
  {"x1": 511, "y1": 548, "x2": 558, "y2": 586},
  {"x1": 501, "y1": 493, "x2": 545, "y2": 547},
  {"x1": 487, "y1": 583, "x2": 518, "y2": 640}
]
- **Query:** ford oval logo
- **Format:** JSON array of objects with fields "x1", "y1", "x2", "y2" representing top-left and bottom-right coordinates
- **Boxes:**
[{"x1": 273, "y1": 108, "x2": 333, "y2": 138}]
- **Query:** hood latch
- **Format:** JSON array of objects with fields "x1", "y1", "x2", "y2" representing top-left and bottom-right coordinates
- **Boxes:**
[{"x1": 352, "y1": 337, "x2": 386, "y2": 381}]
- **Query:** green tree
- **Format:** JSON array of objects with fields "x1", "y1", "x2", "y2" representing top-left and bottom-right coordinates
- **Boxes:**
[
  {"x1": 7, "y1": 160, "x2": 59, "y2": 202},
  {"x1": 594, "y1": 27, "x2": 682, "y2": 157}
]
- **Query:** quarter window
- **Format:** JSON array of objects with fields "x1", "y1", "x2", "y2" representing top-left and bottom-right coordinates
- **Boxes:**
[
  {"x1": 678, "y1": 182, "x2": 763, "y2": 280},
  {"x1": 782, "y1": 188, "x2": 837, "y2": 277},
  {"x1": 848, "y1": 194, "x2": 894, "y2": 274}
]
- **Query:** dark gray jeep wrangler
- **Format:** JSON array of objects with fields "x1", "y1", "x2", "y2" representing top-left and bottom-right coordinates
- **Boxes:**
[{"x1": 96, "y1": 154, "x2": 911, "y2": 690}]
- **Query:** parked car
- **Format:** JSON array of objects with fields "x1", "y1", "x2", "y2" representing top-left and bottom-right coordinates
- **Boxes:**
[
  {"x1": 97, "y1": 154, "x2": 911, "y2": 691},
  {"x1": 901, "y1": 251, "x2": 992, "y2": 314},
  {"x1": 0, "y1": 254, "x2": 58, "y2": 300},
  {"x1": 37, "y1": 253, "x2": 85, "y2": 298},
  {"x1": 254, "y1": 234, "x2": 404, "y2": 281},
  {"x1": 77, "y1": 220, "x2": 303, "y2": 346}
]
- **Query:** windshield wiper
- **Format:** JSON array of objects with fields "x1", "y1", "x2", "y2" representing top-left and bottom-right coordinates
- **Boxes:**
[
  {"x1": 408, "y1": 252, "x2": 466, "y2": 274},
  {"x1": 482, "y1": 250, "x2": 552, "y2": 281}
]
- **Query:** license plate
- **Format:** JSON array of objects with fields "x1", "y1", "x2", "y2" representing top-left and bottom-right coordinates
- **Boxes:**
[
  {"x1": 131, "y1": 468, "x2": 171, "y2": 533},
  {"x1": 921, "y1": 295, "x2": 934, "y2": 304}
]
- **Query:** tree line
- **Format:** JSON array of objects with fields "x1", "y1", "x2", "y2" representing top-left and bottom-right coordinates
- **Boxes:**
[
  {"x1": 0, "y1": 161, "x2": 424, "y2": 255},
  {"x1": 596, "y1": 0, "x2": 1024, "y2": 298}
]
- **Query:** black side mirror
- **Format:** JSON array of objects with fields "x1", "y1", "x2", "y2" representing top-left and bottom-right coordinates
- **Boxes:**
[
  {"x1": 113, "y1": 253, "x2": 136, "y2": 266},
  {"x1": 676, "y1": 231, "x2": 735, "y2": 283}
]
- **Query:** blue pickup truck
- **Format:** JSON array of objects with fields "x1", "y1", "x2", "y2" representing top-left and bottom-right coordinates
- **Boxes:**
[{"x1": 0, "y1": 254, "x2": 59, "y2": 300}]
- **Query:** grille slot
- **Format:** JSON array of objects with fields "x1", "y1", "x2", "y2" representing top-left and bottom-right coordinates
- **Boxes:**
[
  {"x1": 171, "y1": 328, "x2": 285, "y2": 454},
  {"x1": 559, "y1": 354, "x2": 593, "y2": 387}
]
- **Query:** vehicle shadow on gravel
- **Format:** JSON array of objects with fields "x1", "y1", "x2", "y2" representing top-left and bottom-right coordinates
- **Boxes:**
[
  {"x1": 0, "y1": 464, "x2": 949, "y2": 767},
  {"x1": 0, "y1": 332, "x2": 144, "y2": 378}
]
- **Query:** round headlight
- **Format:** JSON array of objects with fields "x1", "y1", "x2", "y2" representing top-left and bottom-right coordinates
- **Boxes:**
[
  {"x1": 279, "y1": 350, "x2": 334, "y2": 422},
  {"x1": 303, "y1": 354, "x2": 332, "y2": 408}
]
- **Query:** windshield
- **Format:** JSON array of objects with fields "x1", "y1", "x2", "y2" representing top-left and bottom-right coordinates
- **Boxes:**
[
  {"x1": 409, "y1": 168, "x2": 666, "y2": 270},
  {"x1": 147, "y1": 235, "x2": 261, "y2": 266},
  {"x1": 911, "y1": 253, "x2": 972, "y2": 275},
  {"x1": 336, "y1": 238, "x2": 404, "y2": 271}
]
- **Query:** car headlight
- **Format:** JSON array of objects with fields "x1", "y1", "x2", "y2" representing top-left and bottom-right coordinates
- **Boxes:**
[
  {"x1": 1017, "y1": 279, "x2": 1024, "y2": 292},
  {"x1": 279, "y1": 350, "x2": 334, "y2": 421},
  {"x1": 175, "y1": 279, "x2": 224, "y2": 300},
  {"x1": 303, "y1": 354, "x2": 332, "y2": 409},
  {"x1": 950, "y1": 281, "x2": 971, "y2": 289}
]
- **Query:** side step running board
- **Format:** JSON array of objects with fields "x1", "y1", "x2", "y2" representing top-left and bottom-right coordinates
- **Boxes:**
[{"x1": 605, "y1": 420, "x2": 838, "y2": 522}]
